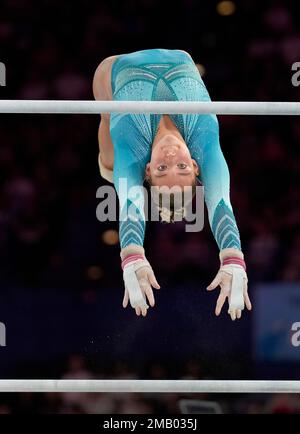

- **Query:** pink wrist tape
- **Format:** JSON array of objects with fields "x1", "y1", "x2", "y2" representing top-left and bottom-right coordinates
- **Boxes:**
[
  {"x1": 121, "y1": 254, "x2": 145, "y2": 270},
  {"x1": 222, "y1": 257, "x2": 246, "y2": 271}
]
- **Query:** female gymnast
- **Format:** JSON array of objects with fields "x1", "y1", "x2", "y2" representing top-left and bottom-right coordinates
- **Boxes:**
[{"x1": 93, "y1": 48, "x2": 251, "y2": 321}]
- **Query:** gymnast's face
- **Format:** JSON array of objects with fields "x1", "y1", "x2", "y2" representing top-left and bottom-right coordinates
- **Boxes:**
[{"x1": 146, "y1": 134, "x2": 199, "y2": 187}]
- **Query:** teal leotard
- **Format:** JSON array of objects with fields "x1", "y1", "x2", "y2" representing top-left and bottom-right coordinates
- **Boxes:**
[{"x1": 108, "y1": 48, "x2": 241, "y2": 251}]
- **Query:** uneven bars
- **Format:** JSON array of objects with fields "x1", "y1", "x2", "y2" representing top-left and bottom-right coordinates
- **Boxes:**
[
  {"x1": 0, "y1": 100, "x2": 300, "y2": 115},
  {"x1": 0, "y1": 380, "x2": 299, "y2": 393}
]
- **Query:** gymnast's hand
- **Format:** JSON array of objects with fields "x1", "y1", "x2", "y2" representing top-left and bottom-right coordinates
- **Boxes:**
[
  {"x1": 206, "y1": 251, "x2": 252, "y2": 321},
  {"x1": 121, "y1": 249, "x2": 160, "y2": 317}
]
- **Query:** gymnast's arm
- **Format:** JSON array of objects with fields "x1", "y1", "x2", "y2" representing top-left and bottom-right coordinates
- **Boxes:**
[
  {"x1": 94, "y1": 112, "x2": 160, "y2": 316},
  {"x1": 191, "y1": 115, "x2": 251, "y2": 320},
  {"x1": 112, "y1": 137, "x2": 160, "y2": 316}
]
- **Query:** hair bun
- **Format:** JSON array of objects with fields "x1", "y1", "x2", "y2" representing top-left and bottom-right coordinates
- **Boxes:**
[
  {"x1": 159, "y1": 206, "x2": 186, "y2": 223},
  {"x1": 159, "y1": 207, "x2": 173, "y2": 223}
]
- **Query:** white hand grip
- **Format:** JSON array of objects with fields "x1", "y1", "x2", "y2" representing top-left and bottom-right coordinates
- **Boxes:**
[
  {"x1": 229, "y1": 266, "x2": 245, "y2": 310},
  {"x1": 123, "y1": 263, "x2": 148, "y2": 309}
]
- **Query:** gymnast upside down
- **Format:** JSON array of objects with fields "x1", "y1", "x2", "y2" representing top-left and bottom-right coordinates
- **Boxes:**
[{"x1": 93, "y1": 48, "x2": 251, "y2": 320}]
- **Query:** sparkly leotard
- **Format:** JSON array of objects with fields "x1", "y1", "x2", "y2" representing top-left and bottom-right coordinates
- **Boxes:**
[{"x1": 108, "y1": 48, "x2": 241, "y2": 251}]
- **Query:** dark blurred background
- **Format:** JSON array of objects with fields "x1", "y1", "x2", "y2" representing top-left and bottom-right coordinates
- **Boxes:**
[{"x1": 0, "y1": 0, "x2": 300, "y2": 414}]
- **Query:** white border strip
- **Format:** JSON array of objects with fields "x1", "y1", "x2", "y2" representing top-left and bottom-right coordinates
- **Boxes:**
[
  {"x1": 0, "y1": 100, "x2": 300, "y2": 115},
  {"x1": 0, "y1": 380, "x2": 299, "y2": 393}
]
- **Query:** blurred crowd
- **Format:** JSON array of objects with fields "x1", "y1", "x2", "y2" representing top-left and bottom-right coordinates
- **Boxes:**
[{"x1": 0, "y1": 0, "x2": 300, "y2": 413}]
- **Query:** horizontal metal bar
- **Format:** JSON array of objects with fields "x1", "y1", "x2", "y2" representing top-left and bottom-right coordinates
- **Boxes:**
[
  {"x1": 0, "y1": 100, "x2": 300, "y2": 115},
  {"x1": 0, "y1": 380, "x2": 299, "y2": 393}
]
